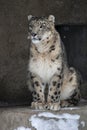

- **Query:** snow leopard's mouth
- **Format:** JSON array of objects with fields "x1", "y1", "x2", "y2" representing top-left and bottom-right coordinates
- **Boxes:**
[
  {"x1": 31, "y1": 36, "x2": 42, "y2": 44},
  {"x1": 31, "y1": 35, "x2": 42, "y2": 44},
  {"x1": 32, "y1": 37, "x2": 41, "y2": 41},
  {"x1": 31, "y1": 31, "x2": 51, "y2": 44}
]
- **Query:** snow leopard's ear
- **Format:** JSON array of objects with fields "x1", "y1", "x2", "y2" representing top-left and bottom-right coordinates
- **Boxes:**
[
  {"x1": 28, "y1": 15, "x2": 33, "y2": 21},
  {"x1": 48, "y1": 15, "x2": 55, "y2": 23}
]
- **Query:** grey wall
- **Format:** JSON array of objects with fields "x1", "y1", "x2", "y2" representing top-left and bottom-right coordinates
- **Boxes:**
[{"x1": 0, "y1": 0, "x2": 87, "y2": 106}]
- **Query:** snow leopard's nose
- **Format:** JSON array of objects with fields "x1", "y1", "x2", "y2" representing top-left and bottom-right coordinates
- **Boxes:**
[{"x1": 31, "y1": 33, "x2": 37, "y2": 37}]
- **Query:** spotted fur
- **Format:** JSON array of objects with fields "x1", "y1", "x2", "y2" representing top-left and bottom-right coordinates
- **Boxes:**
[{"x1": 27, "y1": 15, "x2": 81, "y2": 110}]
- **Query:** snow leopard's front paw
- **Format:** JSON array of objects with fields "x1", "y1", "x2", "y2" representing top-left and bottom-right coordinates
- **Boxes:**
[
  {"x1": 31, "y1": 102, "x2": 45, "y2": 110},
  {"x1": 45, "y1": 102, "x2": 60, "y2": 111}
]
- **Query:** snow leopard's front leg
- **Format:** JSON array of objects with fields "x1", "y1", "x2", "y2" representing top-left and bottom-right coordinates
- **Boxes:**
[
  {"x1": 46, "y1": 73, "x2": 63, "y2": 110},
  {"x1": 30, "y1": 73, "x2": 45, "y2": 110}
]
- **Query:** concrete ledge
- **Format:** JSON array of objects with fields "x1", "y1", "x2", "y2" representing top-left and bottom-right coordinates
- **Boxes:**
[{"x1": 0, "y1": 104, "x2": 87, "y2": 130}]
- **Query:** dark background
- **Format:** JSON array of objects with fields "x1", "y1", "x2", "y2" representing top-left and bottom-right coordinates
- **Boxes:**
[{"x1": 0, "y1": 0, "x2": 87, "y2": 106}]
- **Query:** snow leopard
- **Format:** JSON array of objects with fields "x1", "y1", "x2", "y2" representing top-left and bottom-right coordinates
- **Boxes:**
[{"x1": 27, "y1": 15, "x2": 81, "y2": 110}]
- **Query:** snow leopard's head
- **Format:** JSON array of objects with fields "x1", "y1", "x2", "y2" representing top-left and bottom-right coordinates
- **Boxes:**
[{"x1": 28, "y1": 15, "x2": 55, "y2": 44}]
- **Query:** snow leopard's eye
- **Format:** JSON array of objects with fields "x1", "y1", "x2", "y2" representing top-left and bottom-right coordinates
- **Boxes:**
[{"x1": 40, "y1": 23, "x2": 46, "y2": 29}]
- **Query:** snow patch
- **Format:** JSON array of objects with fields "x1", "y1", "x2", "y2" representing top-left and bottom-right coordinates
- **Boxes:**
[
  {"x1": 14, "y1": 126, "x2": 31, "y2": 130},
  {"x1": 81, "y1": 121, "x2": 85, "y2": 127},
  {"x1": 29, "y1": 112, "x2": 84, "y2": 130}
]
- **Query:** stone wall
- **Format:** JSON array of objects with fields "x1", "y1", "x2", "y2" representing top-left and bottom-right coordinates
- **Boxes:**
[{"x1": 0, "y1": 0, "x2": 87, "y2": 106}]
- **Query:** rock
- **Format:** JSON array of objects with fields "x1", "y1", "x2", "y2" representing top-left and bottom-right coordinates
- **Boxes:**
[{"x1": 0, "y1": 104, "x2": 87, "y2": 130}]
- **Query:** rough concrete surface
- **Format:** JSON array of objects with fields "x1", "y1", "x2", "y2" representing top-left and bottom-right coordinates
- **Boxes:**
[
  {"x1": 0, "y1": 104, "x2": 87, "y2": 130},
  {"x1": 0, "y1": 0, "x2": 87, "y2": 105}
]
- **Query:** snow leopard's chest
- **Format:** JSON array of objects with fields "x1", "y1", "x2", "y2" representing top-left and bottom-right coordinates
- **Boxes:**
[{"x1": 29, "y1": 56, "x2": 61, "y2": 83}]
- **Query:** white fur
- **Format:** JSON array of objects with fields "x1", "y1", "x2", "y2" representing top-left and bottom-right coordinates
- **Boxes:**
[
  {"x1": 28, "y1": 15, "x2": 32, "y2": 21},
  {"x1": 42, "y1": 32, "x2": 51, "y2": 41},
  {"x1": 31, "y1": 36, "x2": 41, "y2": 44},
  {"x1": 32, "y1": 39, "x2": 40, "y2": 44},
  {"x1": 60, "y1": 85, "x2": 75, "y2": 100},
  {"x1": 48, "y1": 15, "x2": 55, "y2": 23},
  {"x1": 29, "y1": 58, "x2": 61, "y2": 83}
]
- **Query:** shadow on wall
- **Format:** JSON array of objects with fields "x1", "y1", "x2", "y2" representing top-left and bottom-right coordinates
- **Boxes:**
[
  {"x1": 56, "y1": 25, "x2": 87, "y2": 81},
  {"x1": 56, "y1": 25, "x2": 87, "y2": 99}
]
